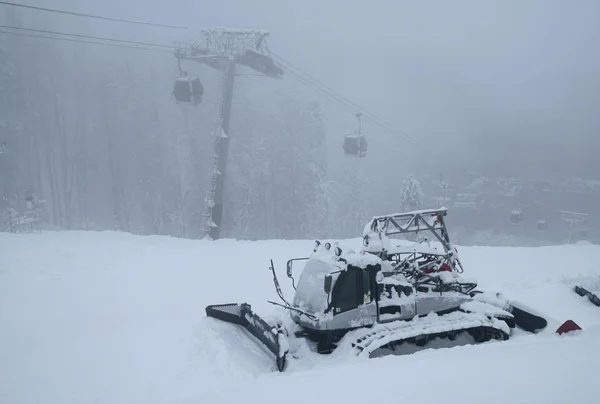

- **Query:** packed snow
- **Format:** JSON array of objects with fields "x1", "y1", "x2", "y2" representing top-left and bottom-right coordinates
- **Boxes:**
[{"x1": 2, "y1": 231, "x2": 600, "y2": 404}]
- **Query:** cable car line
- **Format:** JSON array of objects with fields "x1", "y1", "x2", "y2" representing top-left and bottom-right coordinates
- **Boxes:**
[
  {"x1": 273, "y1": 56, "x2": 408, "y2": 157},
  {"x1": 272, "y1": 53, "x2": 366, "y2": 115},
  {"x1": 274, "y1": 55, "x2": 419, "y2": 144},
  {"x1": 273, "y1": 52, "x2": 422, "y2": 147},
  {"x1": 0, "y1": 24, "x2": 174, "y2": 49},
  {"x1": 257, "y1": 66, "x2": 395, "y2": 148},
  {"x1": 0, "y1": 1, "x2": 188, "y2": 29},
  {"x1": 276, "y1": 62, "x2": 358, "y2": 116},
  {"x1": 241, "y1": 75, "x2": 355, "y2": 134},
  {"x1": 273, "y1": 63, "x2": 369, "y2": 156},
  {"x1": 272, "y1": 52, "x2": 487, "y2": 176},
  {"x1": 0, "y1": 29, "x2": 172, "y2": 53}
]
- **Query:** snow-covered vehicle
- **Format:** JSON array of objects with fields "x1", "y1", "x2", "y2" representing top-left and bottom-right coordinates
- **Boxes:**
[{"x1": 205, "y1": 208, "x2": 579, "y2": 372}]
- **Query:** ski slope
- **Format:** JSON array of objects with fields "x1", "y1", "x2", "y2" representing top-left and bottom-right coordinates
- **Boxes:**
[{"x1": 1, "y1": 231, "x2": 600, "y2": 404}]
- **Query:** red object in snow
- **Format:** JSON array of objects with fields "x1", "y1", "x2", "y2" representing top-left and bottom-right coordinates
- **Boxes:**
[
  {"x1": 556, "y1": 320, "x2": 582, "y2": 335},
  {"x1": 423, "y1": 262, "x2": 453, "y2": 274},
  {"x1": 439, "y1": 263, "x2": 453, "y2": 272}
]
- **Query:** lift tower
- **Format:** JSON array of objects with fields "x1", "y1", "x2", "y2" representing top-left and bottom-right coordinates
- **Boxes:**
[{"x1": 174, "y1": 29, "x2": 283, "y2": 240}]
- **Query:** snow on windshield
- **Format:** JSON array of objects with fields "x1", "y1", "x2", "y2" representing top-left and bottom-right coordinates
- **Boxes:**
[{"x1": 292, "y1": 258, "x2": 331, "y2": 314}]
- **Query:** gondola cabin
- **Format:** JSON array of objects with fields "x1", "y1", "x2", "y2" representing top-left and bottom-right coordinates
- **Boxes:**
[
  {"x1": 509, "y1": 209, "x2": 523, "y2": 225},
  {"x1": 173, "y1": 75, "x2": 203, "y2": 105},
  {"x1": 343, "y1": 134, "x2": 367, "y2": 157}
]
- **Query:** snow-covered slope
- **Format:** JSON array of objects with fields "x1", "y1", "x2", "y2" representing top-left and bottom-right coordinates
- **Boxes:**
[{"x1": 1, "y1": 231, "x2": 600, "y2": 404}]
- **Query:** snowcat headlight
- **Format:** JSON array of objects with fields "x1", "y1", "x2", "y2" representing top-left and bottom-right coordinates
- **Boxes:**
[
  {"x1": 334, "y1": 247, "x2": 342, "y2": 257},
  {"x1": 314, "y1": 240, "x2": 321, "y2": 251},
  {"x1": 325, "y1": 242, "x2": 331, "y2": 250}
]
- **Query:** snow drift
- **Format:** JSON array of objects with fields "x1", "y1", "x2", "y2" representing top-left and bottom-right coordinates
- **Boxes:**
[{"x1": 1, "y1": 231, "x2": 600, "y2": 404}]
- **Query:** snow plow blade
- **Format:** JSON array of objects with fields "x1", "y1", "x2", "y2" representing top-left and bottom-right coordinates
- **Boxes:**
[
  {"x1": 574, "y1": 286, "x2": 600, "y2": 307},
  {"x1": 508, "y1": 303, "x2": 548, "y2": 333},
  {"x1": 205, "y1": 303, "x2": 288, "y2": 372},
  {"x1": 472, "y1": 294, "x2": 548, "y2": 333}
]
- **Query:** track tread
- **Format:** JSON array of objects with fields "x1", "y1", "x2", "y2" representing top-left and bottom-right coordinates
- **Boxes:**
[{"x1": 348, "y1": 311, "x2": 509, "y2": 357}]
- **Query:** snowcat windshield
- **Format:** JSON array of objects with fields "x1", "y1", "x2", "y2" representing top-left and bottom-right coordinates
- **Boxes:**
[{"x1": 292, "y1": 258, "x2": 331, "y2": 314}]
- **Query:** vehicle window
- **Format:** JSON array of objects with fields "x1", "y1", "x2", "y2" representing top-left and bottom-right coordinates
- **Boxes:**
[
  {"x1": 334, "y1": 270, "x2": 360, "y2": 313},
  {"x1": 362, "y1": 269, "x2": 371, "y2": 303}
]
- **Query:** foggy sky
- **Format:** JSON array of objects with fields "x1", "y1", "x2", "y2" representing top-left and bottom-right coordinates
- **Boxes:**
[{"x1": 7, "y1": 0, "x2": 600, "y2": 179}]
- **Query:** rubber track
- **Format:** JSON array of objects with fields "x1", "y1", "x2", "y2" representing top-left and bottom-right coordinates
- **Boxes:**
[{"x1": 349, "y1": 311, "x2": 509, "y2": 357}]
